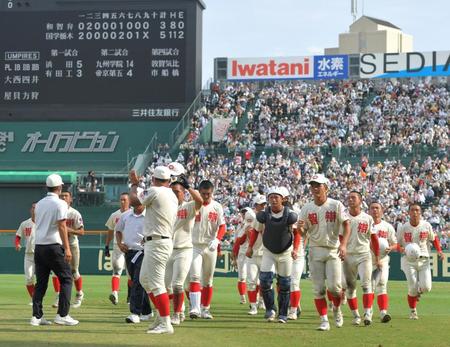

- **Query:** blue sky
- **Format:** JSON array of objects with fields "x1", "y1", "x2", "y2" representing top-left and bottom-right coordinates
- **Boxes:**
[{"x1": 201, "y1": 0, "x2": 450, "y2": 84}]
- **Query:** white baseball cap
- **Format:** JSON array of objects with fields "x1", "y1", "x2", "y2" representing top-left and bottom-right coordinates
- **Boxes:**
[
  {"x1": 267, "y1": 186, "x2": 284, "y2": 197},
  {"x1": 167, "y1": 162, "x2": 185, "y2": 176},
  {"x1": 46, "y1": 174, "x2": 64, "y2": 187},
  {"x1": 309, "y1": 173, "x2": 329, "y2": 185},
  {"x1": 253, "y1": 194, "x2": 267, "y2": 205},
  {"x1": 153, "y1": 166, "x2": 171, "y2": 180},
  {"x1": 279, "y1": 186, "x2": 290, "y2": 198}
]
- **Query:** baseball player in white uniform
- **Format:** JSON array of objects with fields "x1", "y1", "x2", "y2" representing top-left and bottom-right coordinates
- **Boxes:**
[
  {"x1": 165, "y1": 174, "x2": 203, "y2": 326},
  {"x1": 343, "y1": 191, "x2": 380, "y2": 326},
  {"x1": 130, "y1": 166, "x2": 178, "y2": 334},
  {"x1": 280, "y1": 188, "x2": 306, "y2": 321},
  {"x1": 397, "y1": 203, "x2": 444, "y2": 320},
  {"x1": 189, "y1": 180, "x2": 226, "y2": 320},
  {"x1": 232, "y1": 207, "x2": 255, "y2": 305},
  {"x1": 59, "y1": 191, "x2": 85, "y2": 309},
  {"x1": 105, "y1": 192, "x2": 131, "y2": 305},
  {"x1": 15, "y1": 202, "x2": 37, "y2": 302},
  {"x1": 245, "y1": 194, "x2": 267, "y2": 315},
  {"x1": 369, "y1": 201, "x2": 398, "y2": 323},
  {"x1": 299, "y1": 174, "x2": 350, "y2": 331}
]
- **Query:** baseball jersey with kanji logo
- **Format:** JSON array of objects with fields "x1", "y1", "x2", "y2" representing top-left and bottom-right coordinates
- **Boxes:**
[
  {"x1": 347, "y1": 211, "x2": 375, "y2": 254},
  {"x1": 372, "y1": 219, "x2": 397, "y2": 261},
  {"x1": 299, "y1": 198, "x2": 349, "y2": 249},
  {"x1": 397, "y1": 220, "x2": 435, "y2": 257},
  {"x1": 192, "y1": 200, "x2": 225, "y2": 245},
  {"x1": 67, "y1": 206, "x2": 84, "y2": 245},
  {"x1": 16, "y1": 218, "x2": 35, "y2": 254},
  {"x1": 236, "y1": 210, "x2": 255, "y2": 255},
  {"x1": 106, "y1": 209, "x2": 127, "y2": 246},
  {"x1": 173, "y1": 201, "x2": 196, "y2": 248},
  {"x1": 373, "y1": 220, "x2": 397, "y2": 244}
]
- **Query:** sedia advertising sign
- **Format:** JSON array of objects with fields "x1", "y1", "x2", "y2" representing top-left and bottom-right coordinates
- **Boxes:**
[{"x1": 360, "y1": 50, "x2": 450, "y2": 78}]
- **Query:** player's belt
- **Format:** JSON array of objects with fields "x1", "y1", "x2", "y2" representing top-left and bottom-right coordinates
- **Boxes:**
[{"x1": 144, "y1": 235, "x2": 170, "y2": 242}]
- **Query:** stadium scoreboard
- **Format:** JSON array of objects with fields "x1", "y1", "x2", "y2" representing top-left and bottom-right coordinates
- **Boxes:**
[{"x1": 0, "y1": 0, "x2": 204, "y2": 120}]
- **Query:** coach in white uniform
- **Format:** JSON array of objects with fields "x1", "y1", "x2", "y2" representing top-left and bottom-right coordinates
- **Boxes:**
[
  {"x1": 15, "y1": 202, "x2": 37, "y2": 302},
  {"x1": 31, "y1": 174, "x2": 78, "y2": 326},
  {"x1": 299, "y1": 174, "x2": 350, "y2": 331},
  {"x1": 130, "y1": 166, "x2": 178, "y2": 334}
]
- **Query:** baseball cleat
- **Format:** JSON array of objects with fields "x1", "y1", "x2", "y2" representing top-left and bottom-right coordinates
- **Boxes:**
[
  {"x1": 125, "y1": 314, "x2": 140, "y2": 324},
  {"x1": 333, "y1": 307, "x2": 344, "y2": 328},
  {"x1": 140, "y1": 313, "x2": 153, "y2": 321},
  {"x1": 72, "y1": 292, "x2": 84, "y2": 308},
  {"x1": 240, "y1": 295, "x2": 247, "y2": 304},
  {"x1": 317, "y1": 319, "x2": 330, "y2": 331},
  {"x1": 148, "y1": 315, "x2": 161, "y2": 330},
  {"x1": 352, "y1": 316, "x2": 361, "y2": 326},
  {"x1": 248, "y1": 305, "x2": 258, "y2": 315},
  {"x1": 287, "y1": 308, "x2": 297, "y2": 320},
  {"x1": 171, "y1": 313, "x2": 181, "y2": 326},
  {"x1": 409, "y1": 310, "x2": 419, "y2": 320},
  {"x1": 381, "y1": 312, "x2": 391, "y2": 323},
  {"x1": 30, "y1": 316, "x2": 52, "y2": 326},
  {"x1": 363, "y1": 313, "x2": 372, "y2": 326},
  {"x1": 266, "y1": 310, "x2": 276, "y2": 322},
  {"x1": 189, "y1": 309, "x2": 200, "y2": 319},
  {"x1": 278, "y1": 316, "x2": 288, "y2": 323},
  {"x1": 201, "y1": 308, "x2": 213, "y2": 319},
  {"x1": 54, "y1": 314, "x2": 79, "y2": 326},
  {"x1": 146, "y1": 322, "x2": 174, "y2": 334},
  {"x1": 180, "y1": 311, "x2": 185, "y2": 322},
  {"x1": 109, "y1": 292, "x2": 118, "y2": 305}
]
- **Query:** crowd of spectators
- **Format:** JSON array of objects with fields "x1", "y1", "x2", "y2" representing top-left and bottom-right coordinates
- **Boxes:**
[
  {"x1": 143, "y1": 148, "x2": 449, "y2": 248},
  {"x1": 141, "y1": 78, "x2": 449, "y2": 248}
]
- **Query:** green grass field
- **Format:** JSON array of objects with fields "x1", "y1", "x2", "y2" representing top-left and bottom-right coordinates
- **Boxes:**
[{"x1": 0, "y1": 275, "x2": 449, "y2": 347}]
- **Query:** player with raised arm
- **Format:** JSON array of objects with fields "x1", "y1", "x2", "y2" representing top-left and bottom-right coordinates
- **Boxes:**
[
  {"x1": 299, "y1": 174, "x2": 350, "y2": 331},
  {"x1": 343, "y1": 191, "x2": 380, "y2": 326},
  {"x1": 129, "y1": 166, "x2": 178, "y2": 334},
  {"x1": 369, "y1": 201, "x2": 398, "y2": 323},
  {"x1": 397, "y1": 203, "x2": 444, "y2": 320}
]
